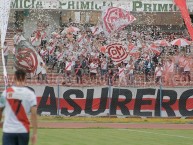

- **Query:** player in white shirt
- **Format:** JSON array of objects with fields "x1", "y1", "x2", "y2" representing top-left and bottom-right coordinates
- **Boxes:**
[{"x1": 0, "y1": 69, "x2": 37, "y2": 145}]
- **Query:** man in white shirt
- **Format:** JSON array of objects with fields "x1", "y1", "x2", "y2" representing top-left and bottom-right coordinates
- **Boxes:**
[
  {"x1": 89, "y1": 59, "x2": 98, "y2": 82},
  {"x1": 155, "y1": 63, "x2": 163, "y2": 84},
  {"x1": 13, "y1": 31, "x2": 26, "y2": 46},
  {"x1": 55, "y1": 49, "x2": 64, "y2": 73},
  {"x1": 0, "y1": 69, "x2": 37, "y2": 145},
  {"x1": 2, "y1": 42, "x2": 9, "y2": 66},
  {"x1": 183, "y1": 56, "x2": 192, "y2": 83},
  {"x1": 40, "y1": 47, "x2": 48, "y2": 63},
  {"x1": 40, "y1": 62, "x2": 48, "y2": 84},
  {"x1": 126, "y1": 60, "x2": 135, "y2": 85},
  {"x1": 100, "y1": 58, "x2": 108, "y2": 81},
  {"x1": 118, "y1": 64, "x2": 127, "y2": 86},
  {"x1": 64, "y1": 58, "x2": 73, "y2": 83},
  {"x1": 164, "y1": 58, "x2": 174, "y2": 86}
]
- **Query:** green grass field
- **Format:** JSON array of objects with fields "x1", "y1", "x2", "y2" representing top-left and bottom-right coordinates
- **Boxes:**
[{"x1": 0, "y1": 128, "x2": 193, "y2": 145}]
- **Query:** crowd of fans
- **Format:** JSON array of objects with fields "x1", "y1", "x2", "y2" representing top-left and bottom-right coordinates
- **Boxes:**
[{"x1": 9, "y1": 22, "x2": 193, "y2": 87}]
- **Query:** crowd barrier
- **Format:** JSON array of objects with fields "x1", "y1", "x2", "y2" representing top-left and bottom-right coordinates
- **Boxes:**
[
  {"x1": 29, "y1": 85, "x2": 193, "y2": 117},
  {"x1": 4, "y1": 72, "x2": 193, "y2": 87}
]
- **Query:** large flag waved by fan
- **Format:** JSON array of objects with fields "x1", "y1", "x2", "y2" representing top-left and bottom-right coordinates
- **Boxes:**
[
  {"x1": 15, "y1": 40, "x2": 44, "y2": 77},
  {"x1": 106, "y1": 43, "x2": 128, "y2": 64},
  {"x1": 0, "y1": 0, "x2": 12, "y2": 86},
  {"x1": 0, "y1": 0, "x2": 11, "y2": 47},
  {"x1": 102, "y1": 7, "x2": 136, "y2": 36},
  {"x1": 174, "y1": 0, "x2": 193, "y2": 40}
]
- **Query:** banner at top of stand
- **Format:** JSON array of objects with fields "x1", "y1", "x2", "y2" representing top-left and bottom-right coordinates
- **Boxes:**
[{"x1": 10, "y1": 0, "x2": 193, "y2": 12}]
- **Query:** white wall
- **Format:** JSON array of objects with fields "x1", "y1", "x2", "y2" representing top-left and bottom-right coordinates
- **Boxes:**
[{"x1": 23, "y1": 10, "x2": 61, "y2": 39}]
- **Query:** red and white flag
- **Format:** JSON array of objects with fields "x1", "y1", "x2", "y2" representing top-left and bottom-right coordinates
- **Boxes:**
[
  {"x1": 57, "y1": 52, "x2": 64, "y2": 61},
  {"x1": 102, "y1": 7, "x2": 136, "y2": 36},
  {"x1": 106, "y1": 43, "x2": 128, "y2": 64},
  {"x1": 170, "y1": 38, "x2": 191, "y2": 46},
  {"x1": 154, "y1": 39, "x2": 170, "y2": 46},
  {"x1": 129, "y1": 46, "x2": 140, "y2": 57},
  {"x1": 15, "y1": 40, "x2": 44, "y2": 77},
  {"x1": 31, "y1": 31, "x2": 42, "y2": 46},
  {"x1": 90, "y1": 26, "x2": 103, "y2": 35},
  {"x1": 144, "y1": 44, "x2": 161, "y2": 55}
]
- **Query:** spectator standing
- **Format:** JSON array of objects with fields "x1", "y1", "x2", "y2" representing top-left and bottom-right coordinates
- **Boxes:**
[
  {"x1": 118, "y1": 64, "x2": 127, "y2": 86},
  {"x1": 81, "y1": 56, "x2": 89, "y2": 76},
  {"x1": 13, "y1": 31, "x2": 24, "y2": 46},
  {"x1": 183, "y1": 56, "x2": 191, "y2": 83},
  {"x1": 100, "y1": 58, "x2": 108, "y2": 81},
  {"x1": 178, "y1": 53, "x2": 185, "y2": 78},
  {"x1": 107, "y1": 69, "x2": 114, "y2": 86},
  {"x1": 2, "y1": 42, "x2": 9, "y2": 66},
  {"x1": 144, "y1": 59, "x2": 153, "y2": 82},
  {"x1": 154, "y1": 63, "x2": 163, "y2": 84},
  {"x1": 41, "y1": 28, "x2": 47, "y2": 47},
  {"x1": 164, "y1": 58, "x2": 174, "y2": 86},
  {"x1": 40, "y1": 46, "x2": 48, "y2": 64},
  {"x1": 126, "y1": 60, "x2": 135, "y2": 85},
  {"x1": 89, "y1": 59, "x2": 98, "y2": 83},
  {"x1": 40, "y1": 62, "x2": 48, "y2": 84},
  {"x1": 64, "y1": 58, "x2": 73, "y2": 83},
  {"x1": 74, "y1": 60, "x2": 83, "y2": 84}
]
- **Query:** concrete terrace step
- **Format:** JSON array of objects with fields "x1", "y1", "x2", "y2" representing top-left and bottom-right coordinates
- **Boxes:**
[
  {"x1": 0, "y1": 62, "x2": 14, "y2": 65},
  {"x1": 0, "y1": 70, "x2": 14, "y2": 73},
  {"x1": 0, "y1": 65, "x2": 13, "y2": 69}
]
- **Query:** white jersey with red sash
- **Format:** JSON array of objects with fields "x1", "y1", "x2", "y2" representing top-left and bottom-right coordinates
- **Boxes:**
[
  {"x1": 13, "y1": 35, "x2": 21, "y2": 45},
  {"x1": 118, "y1": 67, "x2": 126, "y2": 77},
  {"x1": 65, "y1": 61, "x2": 73, "y2": 71},
  {"x1": 0, "y1": 87, "x2": 37, "y2": 133},
  {"x1": 3, "y1": 46, "x2": 9, "y2": 56},
  {"x1": 13, "y1": 34, "x2": 26, "y2": 45},
  {"x1": 41, "y1": 31, "x2": 47, "y2": 40},
  {"x1": 164, "y1": 62, "x2": 174, "y2": 73},
  {"x1": 48, "y1": 45, "x2": 56, "y2": 55},
  {"x1": 57, "y1": 52, "x2": 64, "y2": 61},
  {"x1": 31, "y1": 36, "x2": 41, "y2": 47},
  {"x1": 40, "y1": 49, "x2": 48, "y2": 56}
]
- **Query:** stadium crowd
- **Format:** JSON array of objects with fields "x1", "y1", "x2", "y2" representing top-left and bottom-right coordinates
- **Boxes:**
[{"x1": 8, "y1": 22, "x2": 193, "y2": 87}]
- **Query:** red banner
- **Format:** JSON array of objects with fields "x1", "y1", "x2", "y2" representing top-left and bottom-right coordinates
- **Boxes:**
[{"x1": 174, "y1": 0, "x2": 193, "y2": 40}]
